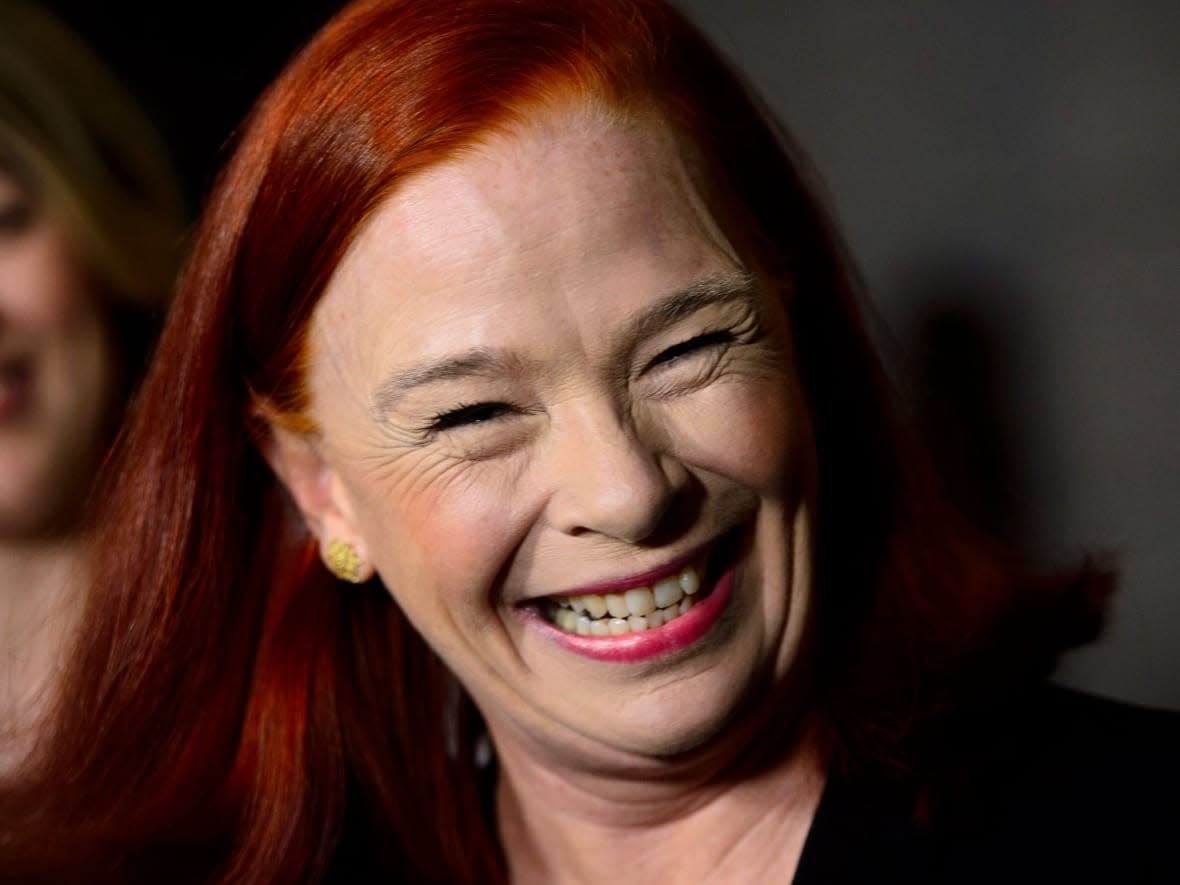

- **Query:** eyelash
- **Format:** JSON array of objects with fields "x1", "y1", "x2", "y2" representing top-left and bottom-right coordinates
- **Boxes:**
[
  {"x1": 426, "y1": 401, "x2": 518, "y2": 433},
  {"x1": 647, "y1": 329, "x2": 736, "y2": 369},
  {"x1": 423, "y1": 327, "x2": 740, "y2": 434}
]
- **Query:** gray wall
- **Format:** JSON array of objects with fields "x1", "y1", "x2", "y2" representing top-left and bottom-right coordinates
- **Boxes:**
[{"x1": 674, "y1": 0, "x2": 1180, "y2": 709}]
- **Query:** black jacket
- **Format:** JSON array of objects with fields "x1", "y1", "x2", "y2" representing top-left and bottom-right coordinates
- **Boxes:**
[{"x1": 794, "y1": 686, "x2": 1180, "y2": 883}]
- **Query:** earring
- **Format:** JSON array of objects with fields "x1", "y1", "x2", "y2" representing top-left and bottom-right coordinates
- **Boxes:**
[{"x1": 325, "y1": 539, "x2": 364, "y2": 583}]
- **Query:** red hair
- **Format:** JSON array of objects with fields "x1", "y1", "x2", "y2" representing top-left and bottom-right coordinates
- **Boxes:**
[{"x1": 2, "y1": 0, "x2": 1108, "y2": 880}]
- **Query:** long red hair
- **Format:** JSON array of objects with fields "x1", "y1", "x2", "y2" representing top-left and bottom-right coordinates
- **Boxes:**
[{"x1": 2, "y1": 0, "x2": 1108, "y2": 880}]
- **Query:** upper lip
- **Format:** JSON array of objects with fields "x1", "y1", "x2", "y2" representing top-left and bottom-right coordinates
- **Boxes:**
[{"x1": 520, "y1": 536, "x2": 720, "y2": 603}]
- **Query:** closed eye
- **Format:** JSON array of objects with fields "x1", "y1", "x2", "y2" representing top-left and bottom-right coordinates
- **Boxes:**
[
  {"x1": 427, "y1": 401, "x2": 518, "y2": 433},
  {"x1": 0, "y1": 201, "x2": 33, "y2": 237},
  {"x1": 649, "y1": 330, "x2": 735, "y2": 369}
]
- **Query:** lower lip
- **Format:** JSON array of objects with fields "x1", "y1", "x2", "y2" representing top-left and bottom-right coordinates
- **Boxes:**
[{"x1": 529, "y1": 564, "x2": 737, "y2": 664}]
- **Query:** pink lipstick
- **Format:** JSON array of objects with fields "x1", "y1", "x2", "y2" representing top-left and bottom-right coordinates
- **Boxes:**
[{"x1": 523, "y1": 534, "x2": 741, "y2": 663}]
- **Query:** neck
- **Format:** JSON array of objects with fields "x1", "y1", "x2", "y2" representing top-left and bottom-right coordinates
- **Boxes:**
[
  {"x1": 0, "y1": 533, "x2": 90, "y2": 777},
  {"x1": 494, "y1": 710, "x2": 827, "y2": 885}
]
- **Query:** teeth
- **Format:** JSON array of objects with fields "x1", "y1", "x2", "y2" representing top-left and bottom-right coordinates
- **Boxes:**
[
  {"x1": 545, "y1": 564, "x2": 703, "y2": 636},
  {"x1": 624, "y1": 587, "x2": 655, "y2": 616},
  {"x1": 652, "y1": 576, "x2": 683, "y2": 609},
  {"x1": 605, "y1": 594, "x2": 629, "y2": 619},
  {"x1": 583, "y1": 595, "x2": 608, "y2": 619}
]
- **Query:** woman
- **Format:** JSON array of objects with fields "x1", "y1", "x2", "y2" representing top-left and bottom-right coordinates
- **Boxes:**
[
  {"x1": 5, "y1": 0, "x2": 1175, "y2": 882},
  {"x1": 0, "y1": 1, "x2": 183, "y2": 775}
]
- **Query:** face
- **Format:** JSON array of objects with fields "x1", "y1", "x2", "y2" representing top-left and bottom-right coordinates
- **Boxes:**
[
  {"x1": 0, "y1": 168, "x2": 116, "y2": 536},
  {"x1": 281, "y1": 107, "x2": 816, "y2": 766}
]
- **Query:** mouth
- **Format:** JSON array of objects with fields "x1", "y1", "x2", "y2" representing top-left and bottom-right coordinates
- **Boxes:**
[
  {"x1": 544, "y1": 558, "x2": 706, "y2": 637},
  {"x1": 523, "y1": 528, "x2": 746, "y2": 662}
]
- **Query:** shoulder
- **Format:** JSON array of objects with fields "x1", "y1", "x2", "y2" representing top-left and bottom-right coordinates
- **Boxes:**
[
  {"x1": 797, "y1": 685, "x2": 1180, "y2": 884},
  {"x1": 1022, "y1": 681, "x2": 1180, "y2": 741},
  {"x1": 963, "y1": 683, "x2": 1180, "y2": 810},
  {"x1": 932, "y1": 684, "x2": 1180, "y2": 884}
]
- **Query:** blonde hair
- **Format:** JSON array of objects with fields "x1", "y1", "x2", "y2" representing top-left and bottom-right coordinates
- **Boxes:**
[{"x1": 0, "y1": 0, "x2": 184, "y2": 308}]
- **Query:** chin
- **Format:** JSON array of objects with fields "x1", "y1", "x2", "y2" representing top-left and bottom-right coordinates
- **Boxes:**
[
  {"x1": 579, "y1": 619, "x2": 782, "y2": 762},
  {"x1": 614, "y1": 697, "x2": 757, "y2": 760}
]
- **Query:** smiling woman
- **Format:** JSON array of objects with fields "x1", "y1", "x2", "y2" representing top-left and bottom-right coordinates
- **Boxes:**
[
  {"x1": 1, "y1": 0, "x2": 1175, "y2": 883},
  {"x1": 266, "y1": 108, "x2": 816, "y2": 767}
]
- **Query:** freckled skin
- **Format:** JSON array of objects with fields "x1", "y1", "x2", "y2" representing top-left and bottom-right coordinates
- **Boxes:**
[
  {"x1": 285, "y1": 106, "x2": 817, "y2": 769},
  {"x1": 0, "y1": 171, "x2": 115, "y2": 535}
]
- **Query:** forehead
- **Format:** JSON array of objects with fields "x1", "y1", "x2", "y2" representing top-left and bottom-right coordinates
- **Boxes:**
[
  {"x1": 310, "y1": 106, "x2": 742, "y2": 386},
  {"x1": 346, "y1": 109, "x2": 722, "y2": 265}
]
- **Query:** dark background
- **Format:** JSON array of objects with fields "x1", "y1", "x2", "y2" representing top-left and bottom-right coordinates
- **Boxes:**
[
  {"x1": 675, "y1": 0, "x2": 1180, "y2": 711},
  {"x1": 40, "y1": 0, "x2": 347, "y2": 208},
  {"x1": 42, "y1": 1, "x2": 1180, "y2": 710}
]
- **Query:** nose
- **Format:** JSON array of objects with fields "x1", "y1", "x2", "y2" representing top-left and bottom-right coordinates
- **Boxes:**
[{"x1": 543, "y1": 401, "x2": 686, "y2": 544}]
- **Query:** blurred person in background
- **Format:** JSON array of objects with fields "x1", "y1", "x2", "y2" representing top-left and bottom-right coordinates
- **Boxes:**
[{"x1": 0, "y1": 0, "x2": 184, "y2": 776}]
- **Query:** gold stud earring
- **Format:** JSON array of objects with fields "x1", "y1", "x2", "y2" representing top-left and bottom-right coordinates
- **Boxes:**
[{"x1": 325, "y1": 539, "x2": 364, "y2": 583}]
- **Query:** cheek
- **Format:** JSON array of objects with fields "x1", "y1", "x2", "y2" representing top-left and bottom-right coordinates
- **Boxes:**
[
  {"x1": 347, "y1": 454, "x2": 530, "y2": 619},
  {"x1": 0, "y1": 224, "x2": 92, "y2": 328},
  {"x1": 665, "y1": 376, "x2": 811, "y2": 496}
]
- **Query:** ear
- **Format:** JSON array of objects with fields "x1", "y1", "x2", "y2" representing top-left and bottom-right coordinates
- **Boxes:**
[{"x1": 260, "y1": 423, "x2": 376, "y2": 583}]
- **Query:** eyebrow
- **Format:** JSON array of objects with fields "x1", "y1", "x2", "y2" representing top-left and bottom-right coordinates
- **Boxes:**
[
  {"x1": 615, "y1": 271, "x2": 758, "y2": 359},
  {"x1": 373, "y1": 348, "x2": 527, "y2": 414},
  {"x1": 372, "y1": 270, "x2": 758, "y2": 413}
]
